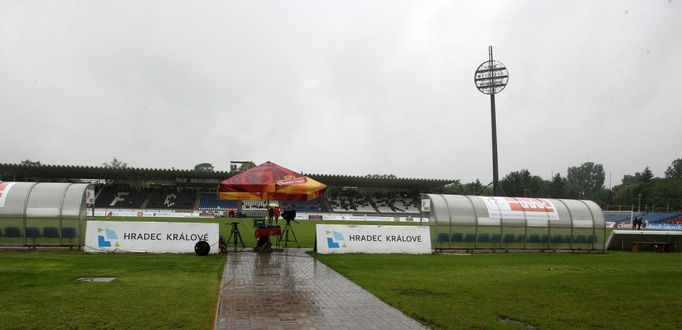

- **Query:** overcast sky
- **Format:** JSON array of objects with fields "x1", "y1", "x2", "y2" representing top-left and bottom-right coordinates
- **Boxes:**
[{"x1": 1, "y1": 0, "x2": 680, "y2": 187}]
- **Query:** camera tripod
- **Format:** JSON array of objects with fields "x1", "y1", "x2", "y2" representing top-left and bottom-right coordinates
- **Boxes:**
[
  {"x1": 280, "y1": 219, "x2": 299, "y2": 248},
  {"x1": 226, "y1": 222, "x2": 245, "y2": 248}
]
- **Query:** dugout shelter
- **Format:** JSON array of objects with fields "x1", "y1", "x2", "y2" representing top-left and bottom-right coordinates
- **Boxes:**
[
  {"x1": 0, "y1": 182, "x2": 91, "y2": 247},
  {"x1": 425, "y1": 194, "x2": 606, "y2": 251}
]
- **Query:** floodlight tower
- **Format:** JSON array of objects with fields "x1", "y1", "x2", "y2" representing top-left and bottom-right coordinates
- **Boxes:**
[{"x1": 474, "y1": 46, "x2": 509, "y2": 196}]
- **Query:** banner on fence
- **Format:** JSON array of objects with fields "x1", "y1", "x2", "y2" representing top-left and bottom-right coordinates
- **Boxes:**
[
  {"x1": 316, "y1": 224, "x2": 431, "y2": 254},
  {"x1": 84, "y1": 221, "x2": 219, "y2": 254},
  {"x1": 646, "y1": 223, "x2": 682, "y2": 231}
]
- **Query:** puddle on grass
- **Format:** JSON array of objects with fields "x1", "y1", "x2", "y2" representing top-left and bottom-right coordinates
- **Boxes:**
[
  {"x1": 76, "y1": 277, "x2": 117, "y2": 283},
  {"x1": 499, "y1": 316, "x2": 537, "y2": 329}
]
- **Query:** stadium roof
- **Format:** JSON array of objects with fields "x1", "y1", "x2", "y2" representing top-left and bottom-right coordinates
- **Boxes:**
[{"x1": 0, "y1": 163, "x2": 456, "y2": 190}]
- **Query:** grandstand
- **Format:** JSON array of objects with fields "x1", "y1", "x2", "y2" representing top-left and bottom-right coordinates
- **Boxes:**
[
  {"x1": 94, "y1": 186, "x2": 146, "y2": 208},
  {"x1": 0, "y1": 162, "x2": 454, "y2": 217},
  {"x1": 198, "y1": 192, "x2": 239, "y2": 210},
  {"x1": 604, "y1": 211, "x2": 633, "y2": 224},
  {"x1": 241, "y1": 200, "x2": 267, "y2": 211},
  {"x1": 371, "y1": 193, "x2": 420, "y2": 214},
  {"x1": 373, "y1": 197, "x2": 394, "y2": 214},
  {"x1": 145, "y1": 187, "x2": 195, "y2": 209},
  {"x1": 94, "y1": 186, "x2": 196, "y2": 210},
  {"x1": 328, "y1": 196, "x2": 374, "y2": 213},
  {"x1": 279, "y1": 200, "x2": 323, "y2": 212}
]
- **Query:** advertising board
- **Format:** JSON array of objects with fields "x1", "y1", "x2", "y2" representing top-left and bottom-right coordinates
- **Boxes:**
[
  {"x1": 316, "y1": 224, "x2": 431, "y2": 254},
  {"x1": 421, "y1": 199, "x2": 431, "y2": 212},
  {"x1": 84, "y1": 221, "x2": 219, "y2": 254},
  {"x1": 85, "y1": 188, "x2": 95, "y2": 205},
  {"x1": 482, "y1": 196, "x2": 559, "y2": 220},
  {"x1": 646, "y1": 223, "x2": 682, "y2": 231}
]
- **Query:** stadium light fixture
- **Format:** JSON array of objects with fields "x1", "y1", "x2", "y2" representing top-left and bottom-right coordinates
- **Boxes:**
[{"x1": 475, "y1": 46, "x2": 508, "y2": 196}]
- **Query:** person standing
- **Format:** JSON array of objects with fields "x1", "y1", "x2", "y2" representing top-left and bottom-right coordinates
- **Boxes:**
[{"x1": 273, "y1": 206, "x2": 281, "y2": 224}]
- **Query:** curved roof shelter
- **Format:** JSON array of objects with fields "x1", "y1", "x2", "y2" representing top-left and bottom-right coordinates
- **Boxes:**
[
  {"x1": 425, "y1": 194, "x2": 605, "y2": 251},
  {"x1": 0, "y1": 182, "x2": 91, "y2": 247}
]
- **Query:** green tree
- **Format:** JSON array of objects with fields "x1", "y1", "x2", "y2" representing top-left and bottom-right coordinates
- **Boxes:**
[
  {"x1": 665, "y1": 158, "x2": 682, "y2": 179},
  {"x1": 567, "y1": 162, "x2": 605, "y2": 199},
  {"x1": 462, "y1": 179, "x2": 490, "y2": 195},
  {"x1": 549, "y1": 173, "x2": 566, "y2": 198},
  {"x1": 20, "y1": 159, "x2": 41, "y2": 166},
  {"x1": 193, "y1": 163, "x2": 214, "y2": 172},
  {"x1": 437, "y1": 181, "x2": 464, "y2": 194},
  {"x1": 622, "y1": 166, "x2": 655, "y2": 185},
  {"x1": 641, "y1": 167, "x2": 654, "y2": 183},
  {"x1": 238, "y1": 162, "x2": 256, "y2": 171},
  {"x1": 648, "y1": 178, "x2": 682, "y2": 210},
  {"x1": 102, "y1": 157, "x2": 128, "y2": 169},
  {"x1": 500, "y1": 169, "x2": 545, "y2": 197},
  {"x1": 611, "y1": 183, "x2": 638, "y2": 209}
]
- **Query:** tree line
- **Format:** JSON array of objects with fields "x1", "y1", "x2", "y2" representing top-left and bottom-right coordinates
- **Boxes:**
[{"x1": 435, "y1": 158, "x2": 682, "y2": 211}]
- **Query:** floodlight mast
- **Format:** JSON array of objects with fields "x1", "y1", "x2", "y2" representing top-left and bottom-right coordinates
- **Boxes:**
[{"x1": 474, "y1": 46, "x2": 508, "y2": 196}]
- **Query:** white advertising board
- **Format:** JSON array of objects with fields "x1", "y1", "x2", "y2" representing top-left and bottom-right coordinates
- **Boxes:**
[
  {"x1": 482, "y1": 197, "x2": 559, "y2": 220},
  {"x1": 316, "y1": 224, "x2": 431, "y2": 254},
  {"x1": 85, "y1": 188, "x2": 95, "y2": 205},
  {"x1": 84, "y1": 221, "x2": 219, "y2": 254},
  {"x1": 421, "y1": 199, "x2": 431, "y2": 212}
]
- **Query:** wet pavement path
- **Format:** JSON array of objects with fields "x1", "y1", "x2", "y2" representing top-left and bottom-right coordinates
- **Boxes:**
[{"x1": 215, "y1": 249, "x2": 426, "y2": 329}]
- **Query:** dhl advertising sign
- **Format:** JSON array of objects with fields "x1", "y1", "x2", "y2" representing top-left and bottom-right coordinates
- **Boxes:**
[{"x1": 482, "y1": 197, "x2": 559, "y2": 220}]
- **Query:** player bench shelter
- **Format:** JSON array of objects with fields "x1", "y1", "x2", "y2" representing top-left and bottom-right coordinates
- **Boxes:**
[
  {"x1": 424, "y1": 194, "x2": 606, "y2": 251},
  {"x1": 0, "y1": 182, "x2": 92, "y2": 247}
]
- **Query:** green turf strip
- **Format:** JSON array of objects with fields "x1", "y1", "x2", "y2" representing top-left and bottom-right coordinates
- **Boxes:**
[
  {"x1": 313, "y1": 252, "x2": 682, "y2": 329},
  {"x1": 0, "y1": 251, "x2": 224, "y2": 329}
]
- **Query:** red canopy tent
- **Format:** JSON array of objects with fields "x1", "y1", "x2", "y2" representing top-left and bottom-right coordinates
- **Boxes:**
[{"x1": 217, "y1": 161, "x2": 327, "y2": 202}]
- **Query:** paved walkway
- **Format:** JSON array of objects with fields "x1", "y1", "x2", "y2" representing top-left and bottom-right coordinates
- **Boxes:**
[{"x1": 215, "y1": 249, "x2": 426, "y2": 329}]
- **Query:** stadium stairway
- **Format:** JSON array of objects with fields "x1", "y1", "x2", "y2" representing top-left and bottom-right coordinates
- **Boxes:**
[
  {"x1": 368, "y1": 199, "x2": 380, "y2": 213},
  {"x1": 140, "y1": 194, "x2": 151, "y2": 209},
  {"x1": 193, "y1": 191, "x2": 201, "y2": 210},
  {"x1": 321, "y1": 196, "x2": 333, "y2": 213}
]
